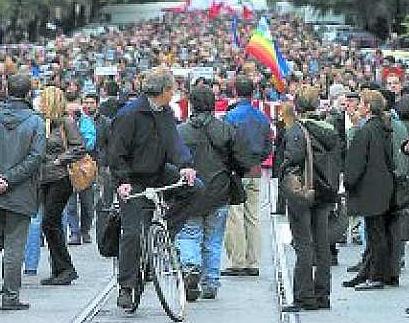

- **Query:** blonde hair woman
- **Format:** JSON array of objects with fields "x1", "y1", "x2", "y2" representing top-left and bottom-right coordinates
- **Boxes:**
[{"x1": 38, "y1": 86, "x2": 85, "y2": 286}]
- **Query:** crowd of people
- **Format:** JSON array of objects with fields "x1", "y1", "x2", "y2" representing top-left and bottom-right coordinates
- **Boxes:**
[{"x1": 1, "y1": 5, "x2": 409, "y2": 317}]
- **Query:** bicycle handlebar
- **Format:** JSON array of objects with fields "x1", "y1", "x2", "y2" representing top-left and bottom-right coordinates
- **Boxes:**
[{"x1": 125, "y1": 177, "x2": 188, "y2": 201}]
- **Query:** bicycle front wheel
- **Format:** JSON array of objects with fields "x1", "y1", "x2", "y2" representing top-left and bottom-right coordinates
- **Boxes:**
[{"x1": 149, "y1": 223, "x2": 186, "y2": 322}]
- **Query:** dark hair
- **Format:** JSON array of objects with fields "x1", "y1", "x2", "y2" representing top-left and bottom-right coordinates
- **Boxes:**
[
  {"x1": 84, "y1": 93, "x2": 99, "y2": 104},
  {"x1": 65, "y1": 91, "x2": 79, "y2": 102},
  {"x1": 8, "y1": 74, "x2": 31, "y2": 98},
  {"x1": 189, "y1": 85, "x2": 215, "y2": 112},
  {"x1": 379, "y1": 88, "x2": 395, "y2": 109},
  {"x1": 397, "y1": 94, "x2": 409, "y2": 120},
  {"x1": 235, "y1": 76, "x2": 253, "y2": 98},
  {"x1": 104, "y1": 81, "x2": 119, "y2": 97},
  {"x1": 360, "y1": 82, "x2": 381, "y2": 91}
]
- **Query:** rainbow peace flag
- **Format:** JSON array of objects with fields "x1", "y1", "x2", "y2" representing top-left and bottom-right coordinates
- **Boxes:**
[{"x1": 245, "y1": 31, "x2": 286, "y2": 92}]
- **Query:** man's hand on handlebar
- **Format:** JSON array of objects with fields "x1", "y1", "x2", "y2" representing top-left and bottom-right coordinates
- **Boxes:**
[
  {"x1": 118, "y1": 183, "x2": 132, "y2": 200},
  {"x1": 179, "y1": 168, "x2": 197, "y2": 186}
]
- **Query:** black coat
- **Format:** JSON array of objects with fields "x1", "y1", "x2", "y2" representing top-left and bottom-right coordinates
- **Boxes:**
[
  {"x1": 178, "y1": 112, "x2": 236, "y2": 208},
  {"x1": 0, "y1": 100, "x2": 46, "y2": 216},
  {"x1": 345, "y1": 116, "x2": 394, "y2": 217},
  {"x1": 108, "y1": 95, "x2": 193, "y2": 186}
]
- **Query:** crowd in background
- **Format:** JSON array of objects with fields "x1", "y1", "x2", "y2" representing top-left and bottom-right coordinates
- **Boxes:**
[{"x1": 1, "y1": 5, "x2": 409, "y2": 314}]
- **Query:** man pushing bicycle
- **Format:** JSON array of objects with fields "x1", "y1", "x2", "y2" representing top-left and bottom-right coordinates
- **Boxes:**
[{"x1": 108, "y1": 68, "x2": 202, "y2": 310}]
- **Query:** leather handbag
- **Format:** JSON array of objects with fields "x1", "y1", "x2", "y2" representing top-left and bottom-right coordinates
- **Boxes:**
[
  {"x1": 60, "y1": 123, "x2": 97, "y2": 192},
  {"x1": 68, "y1": 154, "x2": 97, "y2": 192},
  {"x1": 96, "y1": 200, "x2": 120, "y2": 258},
  {"x1": 280, "y1": 122, "x2": 315, "y2": 208}
]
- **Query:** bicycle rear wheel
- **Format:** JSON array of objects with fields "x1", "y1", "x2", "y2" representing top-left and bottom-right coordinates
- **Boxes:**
[{"x1": 149, "y1": 223, "x2": 186, "y2": 322}]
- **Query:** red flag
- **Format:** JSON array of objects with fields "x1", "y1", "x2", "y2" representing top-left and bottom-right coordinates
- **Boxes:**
[
  {"x1": 224, "y1": 5, "x2": 237, "y2": 16},
  {"x1": 242, "y1": 5, "x2": 253, "y2": 20},
  {"x1": 209, "y1": 2, "x2": 223, "y2": 20}
]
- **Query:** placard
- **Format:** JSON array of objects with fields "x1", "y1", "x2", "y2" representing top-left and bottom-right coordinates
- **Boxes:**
[
  {"x1": 191, "y1": 66, "x2": 214, "y2": 80},
  {"x1": 94, "y1": 66, "x2": 118, "y2": 76}
]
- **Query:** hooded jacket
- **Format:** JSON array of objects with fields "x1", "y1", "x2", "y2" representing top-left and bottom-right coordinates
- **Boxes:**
[
  {"x1": 0, "y1": 99, "x2": 46, "y2": 216},
  {"x1": 178, "y1": 112, "x2": 236, "y2": 208}
]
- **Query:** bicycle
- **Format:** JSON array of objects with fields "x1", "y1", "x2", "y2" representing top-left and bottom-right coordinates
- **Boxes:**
[{"x1": 114, "y1": 178, "x2": 188, "y2": 322}]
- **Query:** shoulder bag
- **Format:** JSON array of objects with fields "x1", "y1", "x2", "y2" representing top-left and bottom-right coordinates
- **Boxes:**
[
  {"x1": 60, "y1": 123, "x2": 97, "y2": 192},
  {"x1": 280, "y1": 122, "x2": 315, "y2": 209}
]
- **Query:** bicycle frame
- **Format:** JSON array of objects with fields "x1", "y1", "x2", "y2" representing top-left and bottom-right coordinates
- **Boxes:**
[
  {"x1": 125, "y1": 178, "x2": 187, "y2": 224},
  {"x1": 124, "y1": 178, "x2": 188, "y2": 322}
]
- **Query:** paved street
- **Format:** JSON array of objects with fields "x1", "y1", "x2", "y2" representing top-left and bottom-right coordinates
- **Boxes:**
[
  {"x1": 0, "y1": 242, "x2": 113, "y2": 323},
  {"x1": 3, "y1": 177, "x2": 409, "y2": 323},
  {"x1": 275, "y1": 213, "x2": 409, "y2": 323},
  {"x1": 0, "y1": 174, "x2": 278, "y2": 323},
  {"x1": 91, "y1": 173, "x2": 278, "y2": 323}
]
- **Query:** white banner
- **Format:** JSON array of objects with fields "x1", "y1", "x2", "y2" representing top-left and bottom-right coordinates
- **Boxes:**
[{"x1": 94, "y1": 66, "x2": 118, "y2": 76}]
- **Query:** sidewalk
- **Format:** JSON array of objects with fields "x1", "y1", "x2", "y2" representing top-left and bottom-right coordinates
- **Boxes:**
[
  {"x1": 0, "y1": 241, "x2": 113, "y2": 323},
  {"x1": 276, "y1": 214, "x2": 409, "y2": 323}
]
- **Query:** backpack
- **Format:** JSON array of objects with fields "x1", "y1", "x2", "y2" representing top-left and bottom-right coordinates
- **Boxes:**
[
  {"x1": 301, "y1": 119, "x2": 342, "y2": 202},
  {"x1": 391, "y1": 118, "x2": 409, "y2": 210}
]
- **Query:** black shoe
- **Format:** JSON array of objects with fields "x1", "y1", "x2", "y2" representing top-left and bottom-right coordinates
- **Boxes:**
[
  {"x1": 23, "y1": 269, "x2": 37, "y2": 276},
  {"x1": 354, "y1": 280, "x2": 384, "y2": 291},
  {"x1": 82, "y1": 232, "x2": 92, "y2": 244},
  {"x1": 331, "y1": 255, "x2": 339, "y2": 266},
  {"x1": 282, "y1": 302, "x2": 319, "y2": 312},
  {"x1": 385, "y1": 276, "x2": 399, "y2": 287},
  {"x1": 184, "y1": 267, "x2": 201, "y2": 302},
  {"x1": 40, "y1": 270, "x2": 78, "y2": 286},
  {"x1": 317, "y1": 297, "x2": 330, "y2": 309},
  {"x1": 405, "y1": 307, "x2": 409, "y2": 315},
  {"x1": 342, "y1": 275, "x2": 366, "y2": 288},
  {"x1": 220, "y1": 267, "x2": 247, "y2": 276},
  {"x1": 347, "y1": 262, "x2": 362, "y2": 273},
  {"x1": 117, "y1": 287, "x2": 133, "y2": 309},
  {"x1": 245, "y1": 268, "x2": 260, "y2": 276},
  {"x1": 201, "y1": 286, "x2": 218, "y2": 300},
  {"x1": 68, "y1": 234, "x2": 82, "y2": 246},
  {"x1": 1, "y1": 298, "x2": 30, "y2": 310}
]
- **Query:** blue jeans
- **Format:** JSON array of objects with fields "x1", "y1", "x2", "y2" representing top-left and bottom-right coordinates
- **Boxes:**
[
  {"x1": 359, "y1": 217, "x2": 367, "y2": 249},
  {"x1": 24, "y1": 204, "x2": 43, "y2": 271},
  {"x1": 63, "y1": 193, "x2": 80, "y2": 236},
  {"x1": 175, "y1": 206, "x2": 228, "y2": 289},
  {"x1": 64, "y1": 187, "x2": 94, "y2": 236}
]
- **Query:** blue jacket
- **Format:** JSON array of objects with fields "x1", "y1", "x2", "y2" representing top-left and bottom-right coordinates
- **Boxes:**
[
  {"x1": 79, "y1": 114, "x2": 96, "y2": 152},
  {"x1": 0, "y1": 100, "x2": 46, "y2": 216},
  {"x1": 224, "y1": 99, "x2": 271, "y2": 170},
  {"x1": 225, "y1": 99, "x2": 269, "y2": 129}
]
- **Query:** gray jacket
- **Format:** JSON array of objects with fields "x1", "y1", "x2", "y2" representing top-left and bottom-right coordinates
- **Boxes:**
[
  {"x1": 178, "y1": 112, "x2": 237, "y2": 208},
  {"x1": 0, "y1": 100, "x2": 46, "y2": 216}
]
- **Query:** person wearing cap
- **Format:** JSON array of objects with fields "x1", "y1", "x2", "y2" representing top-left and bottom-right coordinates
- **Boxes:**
[
  {"x1": 0, "y1": 74, "x2": 46, "y2": 309},
  {"x1": 108, "y1": 68, "x2": 202, "y2": 309}
]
